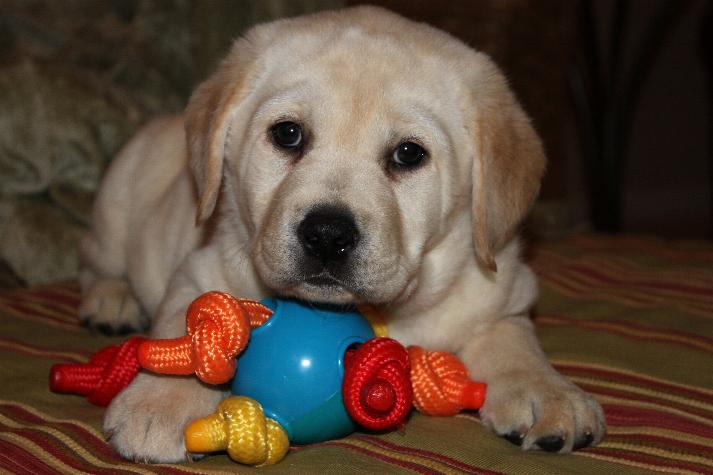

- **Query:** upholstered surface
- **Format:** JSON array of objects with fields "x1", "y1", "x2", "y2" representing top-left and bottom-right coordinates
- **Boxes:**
[{"x1": 0, "y1": 234, "x2": 711, "y2": 474}]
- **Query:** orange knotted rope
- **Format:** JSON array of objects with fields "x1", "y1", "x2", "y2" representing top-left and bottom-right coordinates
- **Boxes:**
[
  {"x1": 137, "y1": 292, "x2": 272, "y2": 385},
  {"x1": 408, "y1": 345, "x2": 486, "y2": 416}
]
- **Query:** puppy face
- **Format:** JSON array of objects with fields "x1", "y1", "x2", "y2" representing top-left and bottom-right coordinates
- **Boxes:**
[{"x1": 185, "y1": 7, "x2": 545, "y2": 305}]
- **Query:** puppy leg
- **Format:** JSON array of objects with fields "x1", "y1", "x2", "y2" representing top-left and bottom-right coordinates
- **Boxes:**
[
  {"x1": 78, "y1": 192, "x2": 147, "y2": 334},
  {"x1": 460, "y1": 316, "x2": 606, "y2": 452},
  {"x1": 104, "y1": 267, "x2": 230, "y2": 463},
  {"x1": 78, "y1": 225, "x2": 148, "y2": 335}
]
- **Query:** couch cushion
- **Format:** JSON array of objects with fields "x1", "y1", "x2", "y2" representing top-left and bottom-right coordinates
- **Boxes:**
[{"x1": 0, "y1": 234, "x2": 711, "y2": 474}]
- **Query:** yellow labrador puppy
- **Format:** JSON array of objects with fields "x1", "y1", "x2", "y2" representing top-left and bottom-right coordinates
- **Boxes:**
[{"x1": 79, "y1": 6, "x2": 605, "y2": 463}]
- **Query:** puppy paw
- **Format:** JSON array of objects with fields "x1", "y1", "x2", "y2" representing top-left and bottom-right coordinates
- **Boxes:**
[
  {"x1": 104, "y1": 373, "x2": 225, "y2": 463},
  {"x1": 480, "y1": 370, "x2": 605, "y2": 453},
  {"x1": 79, "y1": 277, "x2": 147, "y2": 334}
]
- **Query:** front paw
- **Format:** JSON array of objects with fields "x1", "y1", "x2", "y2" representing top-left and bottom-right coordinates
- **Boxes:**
[
  {"x1": 104, "y1": 372, "x2": 225, "y2": 463},
  {"x1": 79, "y1": 277, "x2": 148, "y2": 335},
  {"x1": 480, "y1": 370, "x2": 605, "y2": 453}
]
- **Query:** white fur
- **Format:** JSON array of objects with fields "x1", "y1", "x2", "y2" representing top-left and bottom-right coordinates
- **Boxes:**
[{"x1": 80, "y1": 7, "x2": 605, "y2": 463}]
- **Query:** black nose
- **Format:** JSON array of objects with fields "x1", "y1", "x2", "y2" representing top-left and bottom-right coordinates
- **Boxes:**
[{"x1": 298, "y1": 207, "x2": 359, "y2": 263}]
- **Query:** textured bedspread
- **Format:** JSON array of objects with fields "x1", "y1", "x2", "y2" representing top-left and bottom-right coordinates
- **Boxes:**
[{"x1": 0, "y1": 234, "x2": 711, "y2": 474}]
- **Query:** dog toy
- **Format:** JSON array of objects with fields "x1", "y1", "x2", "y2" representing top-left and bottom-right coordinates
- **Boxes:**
[
  {"x1": 49, "y1": 336, "x2": 145, "y2": 406},
  {"x1": 137, "y1": 294, "x2": 271, "y2": 384},
  {"x1": 50, "y1": 291, "x2": 486, "y2": 466},
  {"x1": 185, "y1": 395, "x2": 290, "y2": 466},
  {"x1": 183, "y1": 335, "x2": 413, "y2": 466},
  {"x1": 409, "y1": 346, "x2": 487, "y2": 416},
  {"x1": 227, "y1": 298, "x2": 410, "y2": 443}
]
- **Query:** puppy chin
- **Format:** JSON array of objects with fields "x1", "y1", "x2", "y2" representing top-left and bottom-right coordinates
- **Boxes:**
[
  {"x1": 253, "y1": 264, "x2": 359, "y2": 304},
  {"x1": 285, "y1": 282, "x2": 358, "y2": 305},
  {"x1": 287, "y1": 277, "x2": 414, "y2": 306},
  {"x1": 253, "y1": 253, "x2": 411, "y2": 305}
]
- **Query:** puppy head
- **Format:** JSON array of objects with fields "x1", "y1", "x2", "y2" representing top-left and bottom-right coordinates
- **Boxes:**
[{"x1": 185, "y1": 7, "x2": 545, "y2": 305}]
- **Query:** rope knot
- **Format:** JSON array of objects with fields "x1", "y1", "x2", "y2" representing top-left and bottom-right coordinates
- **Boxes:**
[
  {"x1": 342, "y1": 337, "x2": 413, "y2": 430},
  {"x1": 138, "y1": 292, "x2": 271, "y2": 384},
  {"x1": 408, "y1": 345, "x2": 486, "y2": 416},
  {"x1": 184, "y1": 396, "x2": 289, "y2": 466},
  {"x1": 49, "y1": 336, "x2": 145, "y2": 406}
]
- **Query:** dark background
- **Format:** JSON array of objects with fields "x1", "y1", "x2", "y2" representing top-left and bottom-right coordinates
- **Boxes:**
[
  {"x1": 0, "y1": 0, "x2": 710, "y2": 286},
  {"x1": 356, "y1": 0, "x2": 712, "y2": 239}
]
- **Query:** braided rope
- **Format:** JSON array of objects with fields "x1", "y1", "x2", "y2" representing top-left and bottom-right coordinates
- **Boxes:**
[
  {"x1": 50, "y1": 290, "x2": 486, "y2": 469},
  {"x1": 342, "y1": 337, "x2": 413, "y2": 430},
  {"x1": 184, "y1": 396, "x2": 289, "y2": 466},
  {"x1": 137, "y1": 292, "x2": 271, "y2": 385},
  {"x1": 408, "y1": 345, "x2": 486, "y2": 416},
  {"x1": 49, "y1": 337, "x2": 146, "y2": 406}
]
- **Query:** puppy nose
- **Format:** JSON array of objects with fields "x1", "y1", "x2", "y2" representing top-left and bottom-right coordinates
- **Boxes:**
[{"x1": 298, "y1": 207, "x2": 359, "y2": 263}]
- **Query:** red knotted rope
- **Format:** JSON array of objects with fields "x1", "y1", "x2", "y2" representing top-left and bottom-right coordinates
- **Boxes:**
[
  {"x1": 342, "y1": 337, "x2": 413, "y2": 430},
  {"x1": 49, "y1": 336, "x2": 145, "y2": 406},
  {"x1": 137, "y1": 291, "x2": 271, "y2": 385}
]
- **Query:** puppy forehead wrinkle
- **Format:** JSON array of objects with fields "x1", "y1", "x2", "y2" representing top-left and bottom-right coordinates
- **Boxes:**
[
  {"x1": 253, "y1": 83, "x2": 317, "y2": 121},
  {"x1": 389, "y1": 102, "x2": 451, "y2": 147}
]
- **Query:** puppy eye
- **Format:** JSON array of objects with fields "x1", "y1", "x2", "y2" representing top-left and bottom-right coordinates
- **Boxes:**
[
  {"x1": 392, "y1": 141, "x2": 427, "y2": 167},
  {"x1": 270, "y1": 122, "x2": 303, "y2": 149}
]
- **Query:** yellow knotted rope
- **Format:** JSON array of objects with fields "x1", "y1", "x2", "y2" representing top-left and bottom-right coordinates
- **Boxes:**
[{"x1": 184, "y1": 396, "x2": 289, "y2": 466}]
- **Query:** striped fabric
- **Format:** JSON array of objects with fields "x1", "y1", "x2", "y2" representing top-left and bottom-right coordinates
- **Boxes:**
[{"x1": 0, "y1": 234, "x2": 711, "y2": 474}]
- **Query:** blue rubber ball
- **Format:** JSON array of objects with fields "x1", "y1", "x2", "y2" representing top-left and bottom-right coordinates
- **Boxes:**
[{"x1": 231, "y1": 298, "x2": 375, "y2": 444}]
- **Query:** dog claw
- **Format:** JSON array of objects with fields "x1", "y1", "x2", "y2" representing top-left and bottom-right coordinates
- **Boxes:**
[
  {"x1": 96, "y1": 323, "x2": 115, "y2": 335},
  {"x1": 535, "y1": 435, "x2": 565, "y2": 452},
  {"x1": 502, "y1": 431, "x2": 525, "y2": 446},
  {"x1": 116, "y1": 324, "x2": 137, "y2": 335},
  {"x1": 573, "y1": 432, "x2": 594, "y2": 450}
]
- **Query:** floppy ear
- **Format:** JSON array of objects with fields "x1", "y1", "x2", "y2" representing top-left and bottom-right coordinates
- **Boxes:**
[
  {"x1": 469, "y1": 55, "x2": 546, "y2": 272},
  {"x1": 184, "y1": 37, "x2": 262, "y2": 223}
]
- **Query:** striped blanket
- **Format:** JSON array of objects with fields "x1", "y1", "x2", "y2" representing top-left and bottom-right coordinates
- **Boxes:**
[{"x1": 0, "y1": 234, "x2": 711, "y2": 474}]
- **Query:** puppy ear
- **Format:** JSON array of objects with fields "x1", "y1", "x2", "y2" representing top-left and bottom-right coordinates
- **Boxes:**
[
  {"x1": 469, "y1": 54, "x2": 546, "y2": 272},
  {"x1": 184, "y1": 38, "x2": 260, "y2": 223}
]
